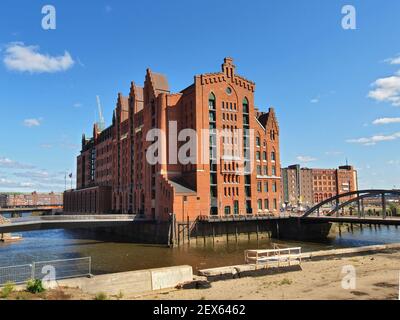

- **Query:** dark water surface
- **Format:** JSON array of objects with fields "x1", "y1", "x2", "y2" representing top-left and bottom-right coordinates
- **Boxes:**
[{"x1": 1, "y1": 220, "x2": 399, "y2": 274}]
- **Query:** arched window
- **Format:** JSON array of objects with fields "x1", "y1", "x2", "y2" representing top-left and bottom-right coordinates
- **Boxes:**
[
  {"x1": 208, "y1": 93, "x2": 216, "y2": 109},
  {"x1": 242, "y1": 97, "x2": 249, "y2": 113}
]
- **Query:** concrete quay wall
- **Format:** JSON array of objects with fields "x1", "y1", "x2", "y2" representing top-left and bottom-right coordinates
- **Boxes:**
[{"x1": 57, "y1": 265, "x2": 193, "y2": 296}]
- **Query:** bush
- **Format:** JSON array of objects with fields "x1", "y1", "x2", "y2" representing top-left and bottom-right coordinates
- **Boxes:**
[
  {"x1": 26, "y1": 279, "x2": 45, "y2": 294},
  {"x1": 1, "y1": 282, "x2": 15, "y2": 298},
  {"x1": 94, "y1": 292, "x2": 108, "y2": 300}
]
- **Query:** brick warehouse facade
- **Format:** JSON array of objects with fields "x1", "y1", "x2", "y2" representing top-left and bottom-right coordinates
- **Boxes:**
[
  {"x1": 64, "y1": 58, "x2": 282, "y2": 222},
  {"x1": 282, "y1": 164, "x2": 358, "y2": 208}
]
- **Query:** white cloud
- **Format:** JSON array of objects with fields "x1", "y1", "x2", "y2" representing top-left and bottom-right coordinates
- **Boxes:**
[
  {"x1": 296, "y1": 155, "x2": 317, "y2": 163},
  {"x1": 40, "y1": 143, "x2": 53, "y2": 149},
  {"x1": 73, "y1": 102, "x2": 82, "y2": 108},
  {"x1": 325, "y1": 151, "x2": 343, "y2": 156},
  {"x1": 384, "y1": 55, "x2": 400, "y2": 65},
  {"x1": 310, "y1": 98, "x2": 319, "y2": 104},
  {"x1": 372, "y1": 117, "x2": 400, "y2": 125},
  {"x1": 3, "y1": 42, "x2": 74, "y2": 74},
  {"x1": 0, "y1": 157, "x2": 35, "y2": 169},
  {"x1": 368, "y1": 75, "x2": 400, "y2": 106},
  {"x1": 388, "y1": 160, "x2": 400, "y2": 165},
  {"x1": 346, "y1": 132, "x2": 400, "y2": 146},
  {"x1": 23, "y1": 118, "x2": 42, "y2": 127},
  {"x1": 0, "y1": 178, "x2": 34, "y2": 189}
]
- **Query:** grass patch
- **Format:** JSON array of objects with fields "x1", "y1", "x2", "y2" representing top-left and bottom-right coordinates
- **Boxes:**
[
  {"x1": 279, "y1": 278, "x2": 293, "y2": 286},
  {"x1": 1, "y1": 282, "x2": 15, "y2": 298},
  {"x1": 94, "y1": 292, "x2": 108, "y2": 300}
]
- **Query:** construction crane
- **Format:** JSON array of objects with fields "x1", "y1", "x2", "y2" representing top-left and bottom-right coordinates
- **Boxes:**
[{"x1": 96, "y1": 95, "x2": 105, "y2": 132}]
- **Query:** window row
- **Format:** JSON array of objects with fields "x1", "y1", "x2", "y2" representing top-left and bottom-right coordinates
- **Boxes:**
[
  {"x1": 224, "y1": 187, "x2": 240, "y2": 197},
  {"x1": 257, "y1": 181, "x2": 278, "y2": 193},
  {"x1": 256, "y1": 165, "x2": 277, "y2": 176},
  {"x1": 257, "y1": 198, "x2": 278, "y2": 210}
]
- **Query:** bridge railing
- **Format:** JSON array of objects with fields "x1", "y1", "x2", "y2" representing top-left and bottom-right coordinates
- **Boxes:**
[
  {"x1": 4, "y1": 214, "x2": 138, "y2": 224},
  {"x1": 0, "y1": 257, "x2": 92, "y2": 287}
]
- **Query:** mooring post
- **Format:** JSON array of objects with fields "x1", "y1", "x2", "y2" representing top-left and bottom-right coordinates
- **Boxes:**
[
  {"x1": 195, "y1": 221, "x2": 198, "y2": 243},
  {"x1": 336, "y1": 198, "x2": 339, "y2": 217},
  {"x1": 256, "y1": 224, "x2": 259, "y2": 241},
  {"x1": 212, "y1": 225, "x2": 215, "y2": 245},
  {"x1": 187, "y1": 216, "x2": 190, "y2": 244},
  {"x1": 382, "y1": 193, "x2": 387, "y2": 219},
  {"x1": 357, "y1": 195, "x2": 361, "y2": 218},
  {"x1": 177, "y1": 224, "x2": 180, "y2": 246},
  {"x1": 235, "y1": 223, "x2": 238, "y2": 243},
  {"x1": 361, "y1": 198, "x2": 365, "y2": 217}
]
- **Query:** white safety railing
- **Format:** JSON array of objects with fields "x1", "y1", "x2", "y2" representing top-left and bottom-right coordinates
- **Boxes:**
[
  {"x1": 245, "y1": 247, "x2": 302, "y2": 269},
  {"x1": 0, "y1": 257, "x2": 92, "y2": 287}
]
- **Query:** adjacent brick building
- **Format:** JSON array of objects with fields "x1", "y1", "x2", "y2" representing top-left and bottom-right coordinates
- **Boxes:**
[
  {"x1": 64, "y1": 58, "x2": 282, "y2": 222},
  {"x1": 0, "y1": 192, "x2": 63, "y2": 208},
  {"x1": 282, "y1": 164, "x2": 358, "y2": 208}
]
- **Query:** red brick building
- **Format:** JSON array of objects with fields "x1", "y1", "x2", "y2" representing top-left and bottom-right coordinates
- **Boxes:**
[
  {"x1": 282, "y1": 164, "x2": 358, "y2": 208},
  {"x1": 0, "y1": 192, "x2": 62, "y2": 207},
  {"x1": 64, "y1": 58, "x2": 282, "y2": 222}
]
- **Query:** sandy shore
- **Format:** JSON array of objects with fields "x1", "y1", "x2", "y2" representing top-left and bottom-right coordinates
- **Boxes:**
[
  {"x1": 134, "y1": 250, "x2": 400, "y2": 300},
  {"x1": 2, "y1": 250, "x2": 399, "y2": 300}
]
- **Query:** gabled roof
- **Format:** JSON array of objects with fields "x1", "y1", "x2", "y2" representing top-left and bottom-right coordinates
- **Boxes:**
[
  {"x1": 168, "y1": 179, "x2": 196, "y2": 195},
  {"x1": 146, "y1": 69, "x2": 170, "y2": 94}
]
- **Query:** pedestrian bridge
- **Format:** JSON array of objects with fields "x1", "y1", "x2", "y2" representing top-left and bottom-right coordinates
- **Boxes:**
[
  {"x1": 0, "y1": 214, "x2": 140, "y2": 233},
  {"x1": 300, "y1": 189, "x2": 400, "y2": 225}
]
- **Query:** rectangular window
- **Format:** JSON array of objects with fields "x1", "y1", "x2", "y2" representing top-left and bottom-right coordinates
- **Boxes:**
[
  {"x1": 264, "y1": 199, "x2": 269, "y2": 210},
  {"x1": 258, "y1": 199, "x2": 262, "y2": 210},
  {"x1": 234, "y1": 201, "x2": 239, "y2": 215},
  {"x1": 257, "y1": 181, "x2": 262, "y2": 192}
]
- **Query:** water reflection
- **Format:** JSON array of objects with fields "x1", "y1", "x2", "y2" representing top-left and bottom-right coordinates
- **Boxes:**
[{"x1": 1, "y1": 223, "x2": 399, "y2": 274}]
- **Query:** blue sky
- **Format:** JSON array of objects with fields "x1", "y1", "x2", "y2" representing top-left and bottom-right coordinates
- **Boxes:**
[{"x1": 0, "y1": 0, "x2": 400, "y2": 192}]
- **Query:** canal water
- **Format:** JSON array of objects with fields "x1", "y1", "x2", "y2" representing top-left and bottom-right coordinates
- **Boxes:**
[{"x1": 1, "y1": 213, "x2": 399, "y2": 274}]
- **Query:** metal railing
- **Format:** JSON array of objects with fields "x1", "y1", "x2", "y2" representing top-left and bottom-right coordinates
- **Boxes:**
[
  {"x1": 5, "y1": 214, "x2": 137, "y2": 224},
  {"x1": 0, "y1": 257, "x2": 92, "y2": 287}
]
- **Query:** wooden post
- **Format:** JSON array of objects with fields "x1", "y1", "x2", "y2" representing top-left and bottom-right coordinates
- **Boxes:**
[
  {"x1": 382, "y1": 193, "x2": 387, "y2": 219},
  {"x1": 212, "y1": 225, "x2": 215, "y2": 246},
  {"x1": 187, "y1": 216, "x2": 190, "y2": 244},
  {"x1": 256, "y1": 224, "x2": 259, "y2": 241},
  {"x1": 235, "y1": 224, "x2": 238, "y2": 243},
  {"x1": 178, "y1": 224, "x2": 180, "y2": 246},
  {"x1": 203, "y1": 223, "x2": 206, "y2": 246}
]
